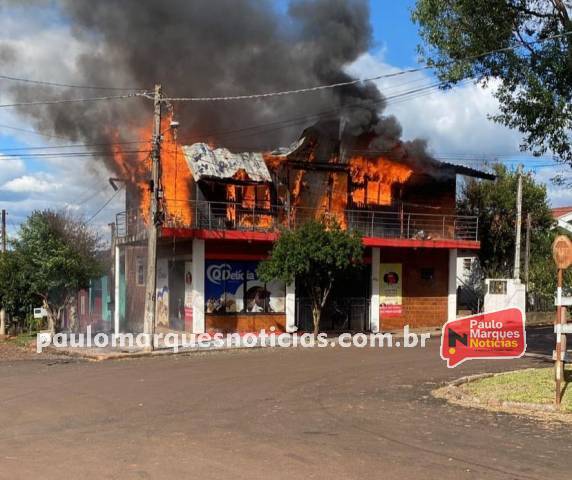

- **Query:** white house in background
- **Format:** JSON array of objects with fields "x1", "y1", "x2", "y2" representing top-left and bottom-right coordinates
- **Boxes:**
[
  {"x1": 552, "y1": 207, "x2": 572, "y2": 234},
  {"x1": 456, "y1": 249, "x2": 479, "y2": 288}
]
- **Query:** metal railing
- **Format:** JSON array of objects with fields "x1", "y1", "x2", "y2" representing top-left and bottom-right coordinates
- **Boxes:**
[{"x1": 116, "y1": 200, "x2": 478, "y2": 242}]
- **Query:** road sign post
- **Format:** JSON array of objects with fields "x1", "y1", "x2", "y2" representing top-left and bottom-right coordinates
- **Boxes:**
[{"x1": 552, "y1": 235, "x2": 572, "y2": 407}]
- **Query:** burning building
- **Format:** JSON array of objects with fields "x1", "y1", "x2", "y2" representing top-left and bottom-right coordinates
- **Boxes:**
[
  {"x1": 113, "y1": 118, "x2": 493, "y2": 334},
  {"x1": 2, "y1": 0, "x2": 495, "y2": 334}
]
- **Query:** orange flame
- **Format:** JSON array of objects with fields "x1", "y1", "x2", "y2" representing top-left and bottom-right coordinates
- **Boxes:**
[
  {"x1": 349, "y1": 156, "x2": 412, "y2": 206},
  {"x1": 161, "y1": 123, "x2": 193, "y2": 227}
]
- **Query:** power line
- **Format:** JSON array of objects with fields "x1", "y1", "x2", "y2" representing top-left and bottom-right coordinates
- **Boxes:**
[
  {"x1": 0, "y1": 140, "x2": 149, "y2": 152},
  {"x1": 176, "y1": 80, "x2": 461, "y2": 146},
  {"x1": 161, "y1": 31, "x2": 572, "y2": 102},
  {"x1": 0, "y1": 73, "x2": 146, "y2": 91},
  {"x1": 0, "y1": 123, "x2": 71, "y2": 140},
  {"x1": 0, "y1": 93, "x2": 147, "y2": 109},
  {"x1": 86, "y1": 186, "x2": 124, "y2": 224},
  {"x1": 0, "y1": 31, "x2": 568, "y2": 104},
  {"x1": 0, "y1": 150, "x2": 150, "y2": 159}
]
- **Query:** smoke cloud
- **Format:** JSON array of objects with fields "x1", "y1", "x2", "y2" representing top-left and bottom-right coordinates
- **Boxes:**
[{"x1": 1, "y1": 0, "x2": 430, "y2": 175}]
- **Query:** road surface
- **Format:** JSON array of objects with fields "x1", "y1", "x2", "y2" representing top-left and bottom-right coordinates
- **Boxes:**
[{"x1": 0, "y1": 330, "x2": 569, "y2": 479}]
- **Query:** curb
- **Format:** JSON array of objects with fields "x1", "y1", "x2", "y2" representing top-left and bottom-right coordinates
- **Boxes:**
[{"x1": 436, "y1": 369, "x2": 563, "y2": 414}]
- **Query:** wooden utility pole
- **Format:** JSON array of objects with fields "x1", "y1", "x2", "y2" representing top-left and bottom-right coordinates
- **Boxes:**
[
  {"x1": 0, "y1": 209, "x2": 5, "y2": 336},
  {"x1": 142, "y1": 84, "x2": 163, "y2": 351},
  {"x1": 524, "y1": 212, "x2": 531, "y2": 286},
  {"x1": 513, "y1": 166, "x2": 523, "y2": 280}
]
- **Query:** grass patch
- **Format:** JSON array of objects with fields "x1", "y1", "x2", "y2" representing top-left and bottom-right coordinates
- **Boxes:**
[
  {"x1": 5, "y1": 333, "x2": 36, "y2": 348},
  {"x1": 464, "y1": 367, "x2": 572, "y2": 412}
]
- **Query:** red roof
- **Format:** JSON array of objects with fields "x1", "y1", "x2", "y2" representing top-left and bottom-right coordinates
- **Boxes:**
[{"x1": 552, "y1": 207, "x2": 572, "y2": 220}]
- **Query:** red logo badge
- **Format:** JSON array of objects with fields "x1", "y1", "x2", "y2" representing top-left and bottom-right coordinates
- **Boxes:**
[{"x1": 440, "y1": 308, "x2": 526, "y2": 367}]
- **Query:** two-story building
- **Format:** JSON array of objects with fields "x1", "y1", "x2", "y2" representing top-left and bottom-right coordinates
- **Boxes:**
[{"x1": 113, "y1": 121, "x2": 493, "y2": 335}]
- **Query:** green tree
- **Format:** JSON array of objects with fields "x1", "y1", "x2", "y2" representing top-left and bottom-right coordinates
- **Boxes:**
[
  {"x1": 258, "y1": 219, "x2": 363, "y2": 336},
  {"x1": 10, "y1": 210, "x2": 104, "y2": 334},
  {"x1": 458, "y1": 164, "x2": 570, "y2": 296},
  {"x1": 0, "y1": 249, "x2": 36, "y2": 332},
  {"x1": 412, "y1": 0, "x2": 572, "y2": 163}
]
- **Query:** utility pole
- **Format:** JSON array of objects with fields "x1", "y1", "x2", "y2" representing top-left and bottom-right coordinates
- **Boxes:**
[
  {"x1": 513, "y1": 165, "x2": 523, "y2": 280},
  {"x1": 524, "y1": 212, "x2": 531, "y2": 286},
  {"x1": 143, "y1": 84, "x2": 163, "y2": 351},
  {"x1": 0, "y1": 209, "x2": 5, "y2": 336},
  {"x1": 1, "y1": 209, "x2": 6, "y2": 254}
]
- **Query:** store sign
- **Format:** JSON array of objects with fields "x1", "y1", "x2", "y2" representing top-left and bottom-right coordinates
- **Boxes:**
[
  {"x1": 205, "y1": 261, "x2": 285, "y2": 314},
  {"x1": 380, "y1": 263, "x2": 402, "y2": 317},
  {"x1": 184, "y1": 261, "x2": 193, "y2": 326},
  {"x1": 155, "y1": 258, "x2": 169, "y2": 328}
]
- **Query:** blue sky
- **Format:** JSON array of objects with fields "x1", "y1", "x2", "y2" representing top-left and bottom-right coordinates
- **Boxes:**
[
  {"x1": 0, "y1": 0, "x2": 570, "y2": 239},
  {"x1": 370, "y1": 0, "x2": 419, "y2": 66}
]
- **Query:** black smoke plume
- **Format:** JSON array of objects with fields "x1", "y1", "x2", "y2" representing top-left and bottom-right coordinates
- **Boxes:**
[{"x1": 1, "y1": 0, "x2": 431, "y2": 176}]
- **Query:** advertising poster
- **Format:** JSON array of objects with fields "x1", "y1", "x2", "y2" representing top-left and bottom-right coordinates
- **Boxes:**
[
  {"x1": 205, "y1": 261, "x2": 285, "y2": 314},
  {"x1": 184, "y1": 261, "x2": 193, "y2": 328},
  {"x1": 379, "y1": 263, "x2": 402, "y2": 317},
  {"x1": 155, "y1": 258, "x2": 169, "y2": 327}
]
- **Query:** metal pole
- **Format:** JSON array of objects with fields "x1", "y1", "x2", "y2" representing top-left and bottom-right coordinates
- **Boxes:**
[
  {"x1": 555, "y1": 268, "x2": 564, "y2": 407},
  {"x1": 513, "y1": 166, "x2": 523, "y2": 279},
  {"x1": 143, "y1": 84, "x2": 163, "y2": 351},
  {"x1": 0, "y1": 209, "x2": 6, "y2": 336},
  {"x1": 114, "y1": 245, "x2": 121, "y2": 336}
]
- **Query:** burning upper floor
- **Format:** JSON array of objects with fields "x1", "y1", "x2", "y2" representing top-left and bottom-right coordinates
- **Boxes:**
[{"x1": 117, "y1": 119, "x2": 492, "y2": 243}]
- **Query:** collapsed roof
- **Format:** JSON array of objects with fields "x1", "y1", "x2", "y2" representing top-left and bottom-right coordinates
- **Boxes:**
[
  {"x1": 182, "y1": 143, "x2": 271, "y2": 183},
  {"x1": 181, "y1": 133, "x2": 495, "y2": 184}
]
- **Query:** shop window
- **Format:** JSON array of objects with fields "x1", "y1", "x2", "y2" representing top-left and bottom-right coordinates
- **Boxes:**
[
  {"x1": 205, "y1": 260, "x2": 285, "y2": 314},
  {"x1": 136, "y1": 257, "x2": 145, "y2": 286}
]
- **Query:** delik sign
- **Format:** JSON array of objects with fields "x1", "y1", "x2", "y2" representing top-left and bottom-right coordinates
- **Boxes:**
[{"x1": 440, "y1": 308, "x2": 526, "y2": 367}]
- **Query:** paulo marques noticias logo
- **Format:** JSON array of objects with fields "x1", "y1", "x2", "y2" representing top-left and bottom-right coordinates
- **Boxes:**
[{"x1": 440, "y1": 308, "x2": 526, "y2": 367}]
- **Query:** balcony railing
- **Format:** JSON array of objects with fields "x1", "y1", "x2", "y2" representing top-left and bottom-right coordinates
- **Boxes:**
[{"x1": 116, "y1": 200, "x2": 478, "y2": 242}]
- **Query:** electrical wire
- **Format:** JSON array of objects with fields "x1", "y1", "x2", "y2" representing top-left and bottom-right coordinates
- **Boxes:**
[
  {"x1": 175, "y1": 79, "x2": 462, "y2": 146},
  {"x1": 0, "y1": 31, "x2": 568, "y2": 103},
  {"x1": 0, "y1": 140, "x2": 149, "y2": 152},
  {"x1": 0, "y1": 93, "x2": 147, "y2": 109},
  {"x1": 161, "y1": 31, "x2": 572, "y2": 102},
  {"x1": 0, "y1": 123, "x2": 71, "y2": 140},
  {"x1": 0, "y1": 79, "x2": 457, "y2": 156},
  {"x1": 0, "y1": 73, "x2": 146, "y2": 92},
  {"x1": 0, "y1": 150, "x2": 150, "y2": 159},
  {"x1": 86, "y1": 186, "x2": 124, "y2": 224},
  {"x1": 0, "y1": 76, "x2": 439, "y2": 151}
]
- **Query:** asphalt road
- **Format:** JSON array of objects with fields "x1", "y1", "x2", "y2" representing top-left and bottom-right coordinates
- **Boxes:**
[{"x1": 0, "y1": 331, "x2": 570, "y2": 480}]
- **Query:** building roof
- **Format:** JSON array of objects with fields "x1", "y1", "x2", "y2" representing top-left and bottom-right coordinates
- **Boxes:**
[
  {"x1": 182, "y1": 143, "x2": 272, "y2": 183},
  {"x1": 437, "y1": 161, "x2": 496, "y2": 180},
  {"x1": 552, "y1": 206, "x2": 572, "y2": 220}
]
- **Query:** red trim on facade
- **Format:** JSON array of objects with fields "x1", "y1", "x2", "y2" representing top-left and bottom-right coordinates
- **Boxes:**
[
  {"x1": 162, "y1": 227, "x2": 278, "y2": 242},
  {"x1": 362, "y1": 237, "x2": 480, "y2": 249},
  {"x1": 205, "y1": 252, "x2": 270, "y2": 260},
  {"x1": 161, "y1": 228, "x2": 480, "y2": 250}
]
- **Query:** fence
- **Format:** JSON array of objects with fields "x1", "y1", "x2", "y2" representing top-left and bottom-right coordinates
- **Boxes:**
[
  {"x1": 117, "y1": 200, "x2": 478, "y2": 242},
  {"x1": 296, "y1": 297, "x2": 370, "y2": 332}
]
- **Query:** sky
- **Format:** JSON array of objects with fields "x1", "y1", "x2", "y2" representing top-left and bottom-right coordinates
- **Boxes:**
[{"x1": 0, "y1": 0, "x2": 571, "y2": 241}]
